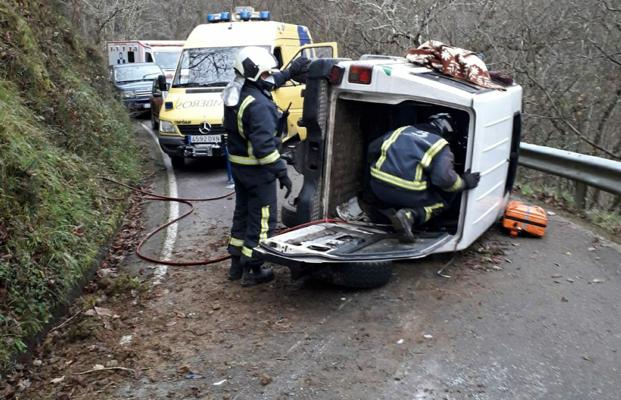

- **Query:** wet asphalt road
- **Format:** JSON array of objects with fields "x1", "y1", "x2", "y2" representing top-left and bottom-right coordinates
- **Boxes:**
[{"x1": 116, "y1": 123, "x2": 621, "y2": 399}]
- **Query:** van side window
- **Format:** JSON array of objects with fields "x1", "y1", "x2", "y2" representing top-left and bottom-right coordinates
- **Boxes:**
[
  {"x1": 127, "y1": 51, "x2": 135, "y2": 63},
  {"x1": 146, "y1": 52, "x2": 153, "y2": 62},
  {"x1": 273, "y1": 47, "x2": 283, "y2": 69}
]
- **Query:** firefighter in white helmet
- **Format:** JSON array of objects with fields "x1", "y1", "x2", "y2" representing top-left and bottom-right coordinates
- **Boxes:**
[{"x1": 222, "y1": 46, "x2": 310, "y2": 286}]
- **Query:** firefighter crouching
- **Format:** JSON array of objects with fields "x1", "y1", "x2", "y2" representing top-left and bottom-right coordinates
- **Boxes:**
[
  {"x1": 222, "y1": 46, "x2": 310, "y2": 286},
  {"x1": 366, "y1": 114, "x2": 481, "y2": 242}
]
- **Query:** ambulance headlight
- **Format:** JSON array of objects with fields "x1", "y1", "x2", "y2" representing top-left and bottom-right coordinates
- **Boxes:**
[
  {"x1": 159, "y1": 120, "x2": 176, "y2": 133},
  {"x1": 122, "y1": 91, "x2": 135, "y2": 98}
]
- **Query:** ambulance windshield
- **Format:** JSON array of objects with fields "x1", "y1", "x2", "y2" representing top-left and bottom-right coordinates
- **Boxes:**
[{"x1": 172, "y1": 46, "x2": 267, "y2": 89}]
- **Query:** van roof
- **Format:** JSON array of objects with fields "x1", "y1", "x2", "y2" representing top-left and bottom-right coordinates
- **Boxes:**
[{"x1": 184, "y1": 21, "x2": 311, "y2": 49}]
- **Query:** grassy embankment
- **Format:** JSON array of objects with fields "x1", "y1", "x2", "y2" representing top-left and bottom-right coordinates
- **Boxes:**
[{"x1": 0, "y1": 1, "x2": 142, "y2": 368}]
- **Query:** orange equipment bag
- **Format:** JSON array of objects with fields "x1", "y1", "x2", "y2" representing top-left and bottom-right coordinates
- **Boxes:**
[{"x1": 502, "y1": 200, "x2": 548, "y2": 238}]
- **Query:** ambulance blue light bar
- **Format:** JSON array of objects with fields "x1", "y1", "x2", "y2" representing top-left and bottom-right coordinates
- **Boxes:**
[{"x1": 208, "y1": 9, "x2": 270, "y2": 23}]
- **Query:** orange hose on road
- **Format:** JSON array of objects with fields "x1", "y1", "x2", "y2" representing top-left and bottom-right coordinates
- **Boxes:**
[
  {"x1": 101, "y1": 177, "x2": 344, "y2": 267},
  {"x1": 101, "y1": 177, "x2": 234, "y2": 266}
]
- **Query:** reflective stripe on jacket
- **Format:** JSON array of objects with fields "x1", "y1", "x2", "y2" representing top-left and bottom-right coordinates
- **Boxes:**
[
  {"x1": 369, "y1": 125, "x2": 464, "y2": 192},
  {"x1": 223, "y1": 81, "x2": 284, "y2": 169}
]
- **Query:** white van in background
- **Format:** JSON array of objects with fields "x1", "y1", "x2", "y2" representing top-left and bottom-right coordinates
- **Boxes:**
[{"x1": 106, "y1": 40, "x2": 184, "y2": 81}]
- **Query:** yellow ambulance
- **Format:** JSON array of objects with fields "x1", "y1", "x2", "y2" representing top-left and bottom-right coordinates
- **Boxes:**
[{"x1": 155, "y1": 7, "x2": 337, "y2": 167}]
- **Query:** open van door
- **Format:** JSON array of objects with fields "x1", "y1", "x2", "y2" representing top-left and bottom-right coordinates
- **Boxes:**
[
  {"x1": 273, "y1": 42, "x2": 338, "y2": 141},
  {"x1": 255, "y1": 222, "x2": 452, "y2": 266}
]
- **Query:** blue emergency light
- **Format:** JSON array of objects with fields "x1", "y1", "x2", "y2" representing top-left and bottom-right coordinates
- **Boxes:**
[
  {"x1": 239, "y1": 10, "x2": 251, "y2": 21},
  {"x1": 207, "y1": 9, "x2": 270, "y2": 23}
]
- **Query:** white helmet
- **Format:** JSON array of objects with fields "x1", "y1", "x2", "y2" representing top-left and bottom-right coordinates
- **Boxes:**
[{"x1": 234, "y1": 46, "x2": 278, "y2": 82}]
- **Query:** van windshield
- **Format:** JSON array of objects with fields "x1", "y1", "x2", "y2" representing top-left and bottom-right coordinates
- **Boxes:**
[
  {"x1": 173, "y1": 46, "x2": 266, "y2": 88},
  {"x1": 114, "y1": 64, "x2": 162, "y2": 83},
  {"x1": 153, "y1": 51, "x2": 181, "y2": 70}
]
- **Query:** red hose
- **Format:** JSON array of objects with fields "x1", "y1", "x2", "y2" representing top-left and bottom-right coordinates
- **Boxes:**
[{"x1": 100, "y1": 177, "x2": 344, "y2": 267}]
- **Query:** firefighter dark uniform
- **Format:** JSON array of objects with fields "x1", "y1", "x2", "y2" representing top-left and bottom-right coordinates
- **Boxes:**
[
  {"x1": 223, "y1": 48, "x2": 309, "y2": 286},
  {"x1": 367, "y1": 120, "x2": 478, "y2": 231},
  {"x1": 223, "y1": 79, "x2": 286, "y2": 262}
]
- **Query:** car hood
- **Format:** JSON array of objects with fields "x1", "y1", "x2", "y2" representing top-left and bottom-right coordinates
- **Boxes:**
[{"x1": 115, "y1": 81, "x2": 153, "y2": 91}]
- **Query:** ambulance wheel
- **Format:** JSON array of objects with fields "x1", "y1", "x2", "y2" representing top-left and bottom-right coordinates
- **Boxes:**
[
  {"x1": 170, "y1": 156, "x2": 185, "y2": 169},
  {"x1": 150, "y1": 109, "x2": 159, "y2": 130},
  {"x1": 328, "y1": 261, "x2": 393, "y2": 289}
]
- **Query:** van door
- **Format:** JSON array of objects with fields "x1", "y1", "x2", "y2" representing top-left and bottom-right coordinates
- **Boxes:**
[
  {"x1": 273, "y1": 43, "x2": 338, "y2": 141},
  {"x1": 460, "y1": 88, "x2": 522, "y2": 249},
  {"x1": 255, "y1": 222, "x2": 452, "y2": 265}
]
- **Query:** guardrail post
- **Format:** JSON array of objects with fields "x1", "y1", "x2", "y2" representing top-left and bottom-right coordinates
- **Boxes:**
[{"x1": 575, "y1": 182, "x2": 587, "y2": 210}]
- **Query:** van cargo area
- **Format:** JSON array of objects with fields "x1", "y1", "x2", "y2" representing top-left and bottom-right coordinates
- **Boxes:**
[
  {"x1": 260, "y1": 98, "x2": 471, "y2": 264},
  {"x1": 326, "y1": 97, "x2": 470, "y2": 234}
]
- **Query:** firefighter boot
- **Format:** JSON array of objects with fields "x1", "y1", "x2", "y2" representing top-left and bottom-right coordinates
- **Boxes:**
[
  {"x1": 228, "y1": 256, "x2": 243, "y2": 281},
  {"x1": 240, "y1": 263, "x2": 274, "y2": 287},
  {"x1": 388, "y1": 208, "x2": 416, "y2": 243}
]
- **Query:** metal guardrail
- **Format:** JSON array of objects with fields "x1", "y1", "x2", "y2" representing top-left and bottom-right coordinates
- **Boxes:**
[{"x1": 518, "y1": 143, "x2": 621, "y2": 204}]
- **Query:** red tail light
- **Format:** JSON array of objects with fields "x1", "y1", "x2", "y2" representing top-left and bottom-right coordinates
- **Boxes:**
[
  {"x1": 328, "y1": 65, "x2": 345, "y2": 85},
  {"x1": 348, "y1": 65, "x2": 373, "y2": 84}
]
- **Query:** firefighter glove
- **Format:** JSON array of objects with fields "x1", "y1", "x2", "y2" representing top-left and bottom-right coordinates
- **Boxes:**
[
  {"x1": 462, "y1": 170, "x2": 480, "y2": 189},
  {"x1": 287, "y1": 56, "x2": 311, "y2": 83},
  {"x1": 278, "y1": 174, "x2": 292, "y2": 198}
]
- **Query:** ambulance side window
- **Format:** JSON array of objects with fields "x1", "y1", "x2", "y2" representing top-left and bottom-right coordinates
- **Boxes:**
[
  {"x1": 127, "y1": 51, "x2": 135, "y2": 63},
  {"x1": 146, "y1": 52, "x2": 153, "y2": 63},
  {"x1": 273, "y1": 47, "x2": 283, "y2": 69}
]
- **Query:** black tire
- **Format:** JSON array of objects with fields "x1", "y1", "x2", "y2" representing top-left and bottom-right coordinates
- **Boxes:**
[
  {"x1": 150, "y1": 109, "x2": 159, "y2": 130},
  {"x1": 170, "y1": 156, "x2": 185, "y2": 169},
  {"x1": 281, "y1": 198, "x2": 300, "y2": 228},
  {"x1": 328, "y1": 261, "x2": 393, "y2": 289}
]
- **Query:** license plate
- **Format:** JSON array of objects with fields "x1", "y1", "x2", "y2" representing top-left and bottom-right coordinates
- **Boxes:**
[
  {"x1": 143, "y1": 103, "x2": 151, "y2": 109},
  {"x1": 189, "y1": 135, "x2": 221, "y2": 144}
]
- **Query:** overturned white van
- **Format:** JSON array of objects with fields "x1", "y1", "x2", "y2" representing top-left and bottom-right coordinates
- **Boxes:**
[{"x1": 256, "y1": 55, "x2": 523, "y2": 287}]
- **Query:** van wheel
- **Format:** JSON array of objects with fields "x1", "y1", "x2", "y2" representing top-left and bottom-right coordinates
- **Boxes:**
[
  {"x1": 328, "y1": 261, "x2": 393, "y2": 289},
  {"x1": 170, "y1": 156, "x2": 185, "y2": 169},
  {"x1": 281, "y1": 199, "x2": 300, "y2": 228},
  {"x1": 150, "y1": 109, "x2": 159, "y2": 130}
]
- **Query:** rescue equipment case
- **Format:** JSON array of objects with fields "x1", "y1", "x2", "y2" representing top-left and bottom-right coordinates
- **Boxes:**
[{"x1": 502, "y1": 200, "x2": 548, "y2": 237}]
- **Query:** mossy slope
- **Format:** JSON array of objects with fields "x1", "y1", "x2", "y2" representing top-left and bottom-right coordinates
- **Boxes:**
[{"x1": 0, "y1": 0, "x2": 141, "y2": 368}]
